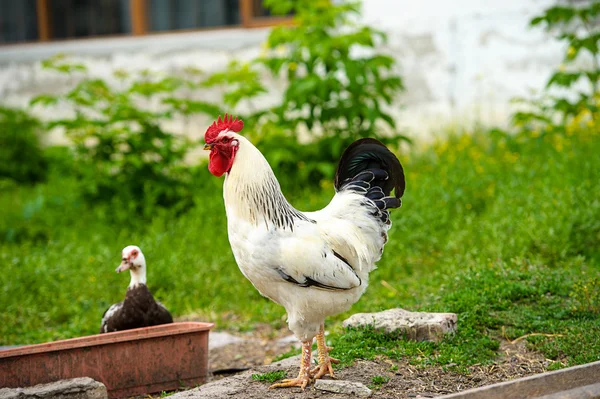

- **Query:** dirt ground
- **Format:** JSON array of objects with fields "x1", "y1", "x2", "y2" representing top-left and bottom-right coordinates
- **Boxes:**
[
  {"x1": 141, "y1": 326, "x2": 550, "y2": 399},
  {"x1": 208, "y1": 341, "x2": 547, "y2": 398}
]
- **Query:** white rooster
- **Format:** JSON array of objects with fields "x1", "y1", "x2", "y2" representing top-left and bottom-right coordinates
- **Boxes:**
[{"x1": 204, "y1": 115, "x2": 405, "y2": 389}]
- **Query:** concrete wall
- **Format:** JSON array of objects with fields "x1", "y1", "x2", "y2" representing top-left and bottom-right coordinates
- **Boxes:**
[
  {"x1": 0, "y1": 0, "x2": 562, "y2": 140},
  {"x1": 363, "y1": 0, "x2": 562, "y2": 136}
]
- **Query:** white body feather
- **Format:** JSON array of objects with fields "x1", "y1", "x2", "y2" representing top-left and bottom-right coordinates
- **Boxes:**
[{"x1": 223, "y1": 135, "x2": 390, "y2": 341}]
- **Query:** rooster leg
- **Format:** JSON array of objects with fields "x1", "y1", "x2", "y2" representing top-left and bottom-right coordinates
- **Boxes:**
[
  {"x1": 310, "y1": 324, "x2": 340, "y2": 379},
  {"x1": 269, "y1": 339, "x2": 312, "y2": 390}
]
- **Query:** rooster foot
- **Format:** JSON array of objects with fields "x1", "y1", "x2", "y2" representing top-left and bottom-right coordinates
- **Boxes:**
[
  {"x1": 310, "y1": 350, "x2": 340, "y2": 379},
  {"x1": 269, "y1": 374, "x2": 311, "y2": 390},
  {"x1": 269, "y1": 339, "x2": 313, "y2": 390}
]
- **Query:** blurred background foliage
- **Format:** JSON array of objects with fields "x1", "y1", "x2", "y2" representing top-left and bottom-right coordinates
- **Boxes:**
[
  {"x1": 0, "y1": 0, "x2": 597, "y2": 257},
  {"x1": 0, "y1": 0, "x2": 599, "y2": 366},
  {"x1": 511, "y1": 1, "x2": 599, "y2": 138},
  {"x1": 2, "y1": 0, "x2": 405, "y2": 218},
  {"x1": 0, "y1": 107, "x2": 46, "y2": 185}
]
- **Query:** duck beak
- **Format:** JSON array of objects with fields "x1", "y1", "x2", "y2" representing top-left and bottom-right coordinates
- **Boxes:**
[
  {"x1": 203, "y1": 143, "x2": 213, "y2": 151},
  {"x1": 116, "y1": 259, "x2": 131, "y2": 273}
]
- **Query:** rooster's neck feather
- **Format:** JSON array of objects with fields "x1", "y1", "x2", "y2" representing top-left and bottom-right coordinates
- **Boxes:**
[{"x1": 223, "y1": 136, "x2": 313, "y2": 230}]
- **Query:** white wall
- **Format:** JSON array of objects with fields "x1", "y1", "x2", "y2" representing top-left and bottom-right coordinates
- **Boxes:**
[
  {"x1": 0, "y1": 0, "x2": 563, "y2": 141},
  {"x1": 361, "y1": 0, "x2": 562, "y2": 136}
]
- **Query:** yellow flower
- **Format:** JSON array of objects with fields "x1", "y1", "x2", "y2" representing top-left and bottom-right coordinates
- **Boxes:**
[
  {"x1": 567, "y1": 46, "x2": 576, "y2": 58},
  {"x1": 552, "y1": 135, "x2": 565, "y2": 152},
  {"x1": 566, "y1": 124, "x2": 574, "y2": 136},
  {"x1": 504, "y1": 152, "x2": 519, "y2": 164},
  {"x1": 469, "y1": 148, "x2": 481, "y2": 161},
  {"x1": 289, "y1": 62, "x2": 297, "y2": 72},
  {"x1": 435, "y1": 141, "x2": 448, "y2": 155},
  {"x1": 559, "y1": 64, "x2": 566, "y2": 72}
]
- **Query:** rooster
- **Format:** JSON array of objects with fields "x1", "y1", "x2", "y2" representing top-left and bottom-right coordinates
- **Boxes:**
[{"x1": 203, "y1": 115, "x2": 405, "y2": 389}]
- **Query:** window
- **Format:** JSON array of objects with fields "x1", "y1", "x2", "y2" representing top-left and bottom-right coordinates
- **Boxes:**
[
  {"x1": 147, "y1": 0, "x2": 240, "y2": 32},
  {"x1": 240, "y1": 0, "x2": 293, "y2": 28},
  {"x1": 0, "y1": 0, "x2": 39, "y2": 44},
  {"x1": 0, "y1": 0, "x2": 292, "y2": 45},
  {"x1": 49, "y1": 0, "x2": 132, "y2": 40}
]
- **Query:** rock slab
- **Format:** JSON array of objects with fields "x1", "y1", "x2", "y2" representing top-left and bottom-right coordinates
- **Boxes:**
[
  {"x1": 343, "y1": 308, "x2": 457, "y2": 342},
  {"x1": 0, "y1": 378, "x2": 107, "y2": 399},
  {"x1": 171, "y1": 354, "x2": 304, "y2": 399},
  {"x1": 314, "y1": 380, "x2": 372, "y2": 397}
]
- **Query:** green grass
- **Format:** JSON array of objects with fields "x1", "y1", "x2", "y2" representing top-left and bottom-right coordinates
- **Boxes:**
[
  {"x1": 251, "y1": 371, "x2": 287, "y2": 383},
  {"x1": 1, "y1": 127, "x2": 599, "y2": 371},
  {"x1": 369, "y1": 375, "x2": 391, "y2": 389}
]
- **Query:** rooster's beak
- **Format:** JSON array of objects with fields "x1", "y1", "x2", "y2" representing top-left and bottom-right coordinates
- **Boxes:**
[{"x1": 203, "y1": 143, "x2": 213, "y2": 151}]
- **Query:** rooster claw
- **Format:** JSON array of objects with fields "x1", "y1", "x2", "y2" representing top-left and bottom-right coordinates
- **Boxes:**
[
  {"x1": 310, "y1": 355, "x2": 340, "y2": 379},
  {"x1": 269, "y1": 376, "x2": 311, "y2": 390}
]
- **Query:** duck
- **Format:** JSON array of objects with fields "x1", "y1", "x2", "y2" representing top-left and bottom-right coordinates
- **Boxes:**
[{"x1": 100, "y1": 245, "x2": 173, "y2": 333}]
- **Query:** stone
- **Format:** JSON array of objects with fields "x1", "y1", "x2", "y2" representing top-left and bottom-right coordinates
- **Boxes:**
[
  {"x1": 208, "y1": 331, "x2": 245, "y2": 349},
  {"x1": 171, "y1": 370, "x2": 252, "y2": 398},
  {"x1": 171, "y1": 354, "x2": 304, "y2": 399},
  {"x1": 0, "y1": 378, "x2": 107, "y2": 399},
  {"x1": 0, "y1": 389, "x2": 21, "y2": 399},
  {"x1": 275, "y1": 334, "x2": 301, "y2": 348},
  {"x1": 314, "y1": 380, "x2": 372, "y2": 397},
  {"x1": 342, "y1": 308, "x2": 457, "y2": 342}
]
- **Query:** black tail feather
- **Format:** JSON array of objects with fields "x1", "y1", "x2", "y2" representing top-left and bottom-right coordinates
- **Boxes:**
[
  {"x1": 335, "y1": 138, "x2": 405, "y2": 200},
  {"x1": 366, "y1": 187, "x2": 385, "y2": 201},
  {"x1": 373, "y1": 197, "x2": 401, "y2": 209}
]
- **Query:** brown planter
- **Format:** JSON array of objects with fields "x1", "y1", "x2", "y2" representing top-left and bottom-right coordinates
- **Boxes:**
[{"x1": 0, "y1": 322, "x2": 214, "y2": 398}]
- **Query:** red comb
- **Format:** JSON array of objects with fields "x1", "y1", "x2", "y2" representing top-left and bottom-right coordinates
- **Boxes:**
[{"x1": 205, "y1": 114, "x2": 244, "y2": 143}]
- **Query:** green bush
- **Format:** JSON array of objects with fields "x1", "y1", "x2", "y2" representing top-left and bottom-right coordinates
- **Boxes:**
[
  {"x1": 261, "y1": 0, "x2": 403, "y2": 138},
  {"x1": 0, "y1": 107, "x2": 47, "y2": 184},
  {"x1": 30, "y1": 55, "x2": 221, "y2": 218},
  {"x1": 25, "y1": 0, "x2": 408, "y2": 198}
]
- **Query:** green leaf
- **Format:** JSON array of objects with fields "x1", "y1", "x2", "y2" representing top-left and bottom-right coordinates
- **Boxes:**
[
  {"x1": 546, "y1": 72, "x2": 582, "y2": 89},
  {"x1": 30, "y1": 95, "x2": 59, "y2": 107}
]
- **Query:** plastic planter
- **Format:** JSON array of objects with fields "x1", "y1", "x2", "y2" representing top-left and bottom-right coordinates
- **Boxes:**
[{"x1": 0, "y1": 322, "x2": 214, "y2": 398}]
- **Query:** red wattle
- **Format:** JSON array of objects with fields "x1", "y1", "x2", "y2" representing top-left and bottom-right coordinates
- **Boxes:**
[{"x1": 208, "y1": 150, "x2": 229, "y2": 177}]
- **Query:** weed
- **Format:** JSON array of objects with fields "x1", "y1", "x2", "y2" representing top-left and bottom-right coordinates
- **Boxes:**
[
  {"x1": 369, "y1": 375, "x2": 391, "y2": 389},
  {"x1": 251, "y1": 371, "x2": 288, "y2": 383}
]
